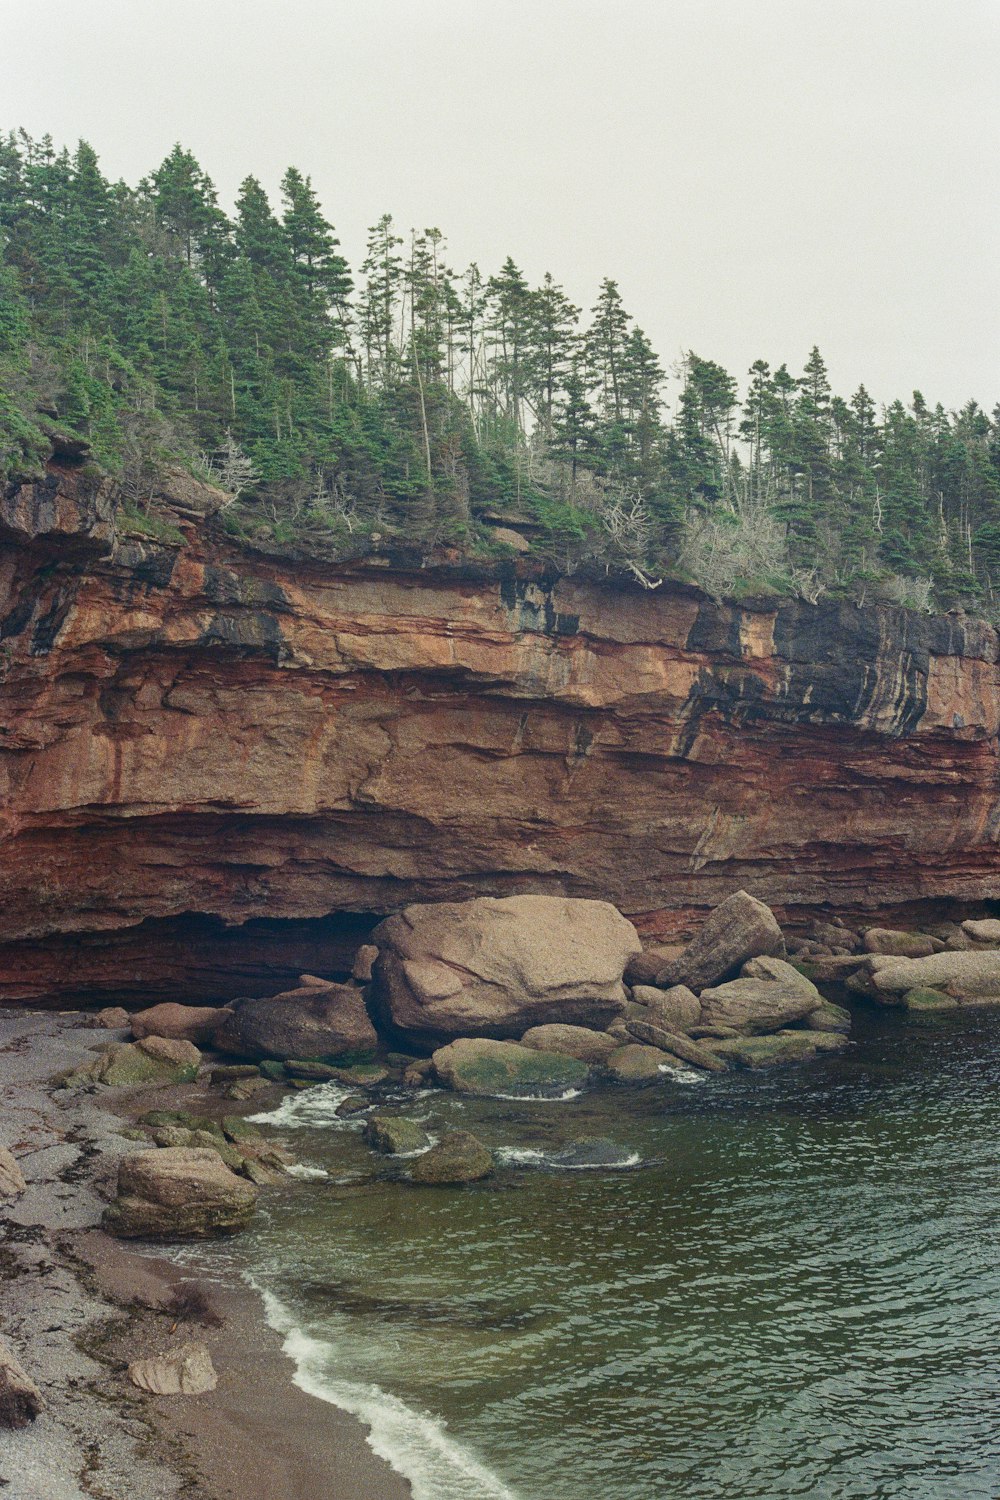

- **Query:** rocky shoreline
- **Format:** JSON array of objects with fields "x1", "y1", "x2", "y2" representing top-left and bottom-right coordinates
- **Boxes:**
[
  {"x1": 6, "y1": 892, "x2": 1000, "y2": 1496},
  {"x1": 0, "y1": 1009, "x2": 410, "y2": 1500}
]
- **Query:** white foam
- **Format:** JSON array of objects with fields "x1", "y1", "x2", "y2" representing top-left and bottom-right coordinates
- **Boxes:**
[
  {"x1": 285, "y1": 1162, "x2": 330, "y2": 1180},
  {"x1": 247, "y1": 1080, "x2": 363, "y2": 1129},
  {"x1": 657, "y1": 1063, "x2": 706, "y2": 1085},
  {"x1": 489, "y1": 1087, "x2": 583, "y2": 1102},
  {"x1": 496, "y1": 1146, "x2": 642, "y2": 1170},
  {"x1": 257, "y1": 1287, "x2": 518, "y2": 1500}
]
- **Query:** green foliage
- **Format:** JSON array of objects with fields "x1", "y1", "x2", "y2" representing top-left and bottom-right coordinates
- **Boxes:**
[{"x1": 1, "y1": 126, "x2": 998, "y2": 610}]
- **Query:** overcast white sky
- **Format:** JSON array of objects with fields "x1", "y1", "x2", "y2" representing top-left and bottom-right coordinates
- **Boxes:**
[{"x1": 6, "y1": 0, "x2": 998, "y2": 411}]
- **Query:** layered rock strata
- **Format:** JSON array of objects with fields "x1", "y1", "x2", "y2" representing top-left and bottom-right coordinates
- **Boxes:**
[{"x1": 4, "y1": 466, "x2": 1000, "y2": 1004}]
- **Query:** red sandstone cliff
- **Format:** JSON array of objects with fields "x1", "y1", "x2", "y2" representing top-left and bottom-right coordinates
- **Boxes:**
[{"x1": 3, "y1": 466, "x2": 999, "y2": 1004}]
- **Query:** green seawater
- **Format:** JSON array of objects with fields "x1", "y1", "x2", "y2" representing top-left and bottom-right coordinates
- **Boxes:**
[{"x1": 236, "y1": 1005, "x2": 1000, "y2": 1499}]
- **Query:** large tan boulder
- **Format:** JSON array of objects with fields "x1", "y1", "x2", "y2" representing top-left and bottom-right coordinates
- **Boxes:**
[
  {"x1": 654, "y1": 891, "x2": 784, "y2": 991},
  {"x1": 372, "y1": 896, "x2": 640, "y2": 1042},
  {"x1": 870, "y1": 951, "x2": 1000, "y2": 1002},
  {"x1": 131, "y1": 1003, "x2": 231, "y2": 1045},
  {"x1": 0, "y1": 1147, "x2": 26, "y2": 1202},
  {"x1": 862, "y1": 928, "x2": 943, "y2": 958},
  {"x1": 962, "y1": 919, "x2": 1000, "y2": 944},
  {"x1": 630, "y1": 984, "x2": 701, "y2": 1033},
  {"x1": 103, "y1": 1148, "x2": 258, "y2": 1239},
  {"x1": 214, "y1": 981, "x2": 377, "y2": 1062}
]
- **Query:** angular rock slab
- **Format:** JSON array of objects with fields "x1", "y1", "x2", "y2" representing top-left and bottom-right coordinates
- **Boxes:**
[
  {"x1": 654, "y1": 891, "x2": 784, "y2": 991},
  {"x1": 373, "y1": 895, "x2": 641, "y2": 1043},
  {"x1": 128, "y1": 1341, "x2": 217, "y2": 1395},
  {"x1": 698, "y1": 978, "x2": 820, "y2": 1035},
  {"x1": 103, "y1": 1147, "x2": 258, "y2": 1240}
]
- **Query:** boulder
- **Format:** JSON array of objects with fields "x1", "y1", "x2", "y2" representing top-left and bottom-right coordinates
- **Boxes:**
[
  {"x1": 709, "y1": 1030, "x2": 847, "y2": 1068},
  {"x1": 794, "y1": 954, "x2": 869, "y2": 984},
  {"x1": 623, "y1": 1018, "x2": 727, "y2": 1071},
  {"x1": 0, "y1": 1339, "x2": 44, "y2": 1428},
  {"x1": 352, "y1": 944, "x2": 379, "y2": 983},
  {"x1": 902, "y1": 988, "x2": 959, "y2": 1012},
  {"x1": 62, "y1": 1036, "x2": 201, "y2": 1088},
  {"x1": 103, "y1": 1148, "x2": 259, "y2": 1239},
  {"x1": 630, "y1": 984, "x2": 701, "y2": 1033},
  {"x1": 432, "y1": 1038, "x2": 588, "y2": 1097},
  {"x1": 807, "y1": 919, "x2": 859, "y2": 950},
  {"x1": 604, "y1": 1044, "x2": 673, "y2": 1082},
  {"x1": 131, "y1": 1003, "x2": 231, "y2": 1045},
  {"x1": 698, "y1": 978, "x2": 820, "y2": 1035},
  {"x1": 410, "y1": 1132, "x2": 493, "y2": 1185},
  {"x1": 803, "y1": 1000, "x2": 853, "y2": 1033},
  {"x1": 335, "y1": 1095, "x2": 372, "y2": 1117},
  {"x1": 519, "y1": 1024, "x2": 619, "y2": 1065},
  {"x1": 654, "y1": 891, "x2": 784, "y2": 991},
  {"x1": 625, "y1": 944, "x2": 686, "y2": 987},
  {"x1": 741, "y1": 956, "x2": 820, "y2": 997},
  {"x1": 128, "y1": 1342, "x2": 217, "y2": 1395},
  {"x1": 0, "y1": 1147, "x2": 26, "y2": 1202},
  {"x1": 372, "y1": 895, "x2": 640, "y2": 1042},
  {"x1": 364, "y1": 1115, "x2": 430, "y2": 1155},
  {"x1": 862, "y1": 928, "x2": 943, "y2": 958},
  {"x1": 870, "y1": 951, "x2": 1000, "y2": 1002},
  {"x1": 92, "y1": 1006, "x2": 130, "y2": 1029},
  {"x1": 214, "y1": 981, "x2": 377, "y2": 1063},
  {"x1": 962, "y1": 919, "x2": 1000, "y2": 944}
]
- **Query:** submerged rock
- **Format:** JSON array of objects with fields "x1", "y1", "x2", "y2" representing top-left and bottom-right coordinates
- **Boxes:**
[
  {"x1": 709, "y1": 1030, "x2": 848, "y2": 1068},
  {"x1": 519, "y1": 1024, "x2": 619, "y2": 1065},
  {"x1": 410, "y1": 1131, "x2": 494, "y2": 1185},
  {"x1": 653, "y1": 891, "x2": 784, "y2": 991},
  {"x1": 364, "y1": 1115, "x2": 430, "y2": 1155},
  {"x1": 372, "y1": 895, "x2": 640, "y2": 1043},
  {"x1": 214, "y1": 981, "x2": 377, "y2": 1063},
  {"x1": 103, "y1": 1147, "x2": 259, "y2": 1239},
  {"x1": 902, "y1": 988, "x2": 959, "y2": 1011},
  {"x1": 432, "y1": 1038, "x2": 589, "y2": 1097},
  {"x1": 128, "y1": 1342, "x2": 217, "y2": 1395}
]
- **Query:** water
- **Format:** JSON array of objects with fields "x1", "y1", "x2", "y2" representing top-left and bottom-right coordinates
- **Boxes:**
[{"x1": 240, "y1": 1004, "x2": 1000, "y2": 1499}]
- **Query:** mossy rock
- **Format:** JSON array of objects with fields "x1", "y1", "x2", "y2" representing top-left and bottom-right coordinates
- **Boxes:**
[
  {"x1": 902, "y1": 988, "x2": 959, "y2": 1012},
  {"x1": 709, "y1": 1030, "x2": 847, "y2": 1069},
  {"x1": 62, "y1": 1038, "x2": 200, "y2": 1089},
  {"x1": 410, "y1": 1131, "x2": 494, "y2": 1185},
  {"x1": 431, "y1": 1039, "x2": 588, "y2": 1097},
  {"x1": 803, "y1": 1000, "x2": 853, "y2": 1033},
  {"x1": 364, "y1": 1115, "x2": 430, "y2": 1156}
]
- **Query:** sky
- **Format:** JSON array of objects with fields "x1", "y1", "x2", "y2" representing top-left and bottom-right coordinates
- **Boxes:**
[{"x1": 5, "y1": 0, "x2": 998, "y2": 412}]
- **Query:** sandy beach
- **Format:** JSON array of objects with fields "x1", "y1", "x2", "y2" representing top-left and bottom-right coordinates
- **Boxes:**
[{"x1": 0, "y1": 1008, "x2": 410, "y2": 1500}]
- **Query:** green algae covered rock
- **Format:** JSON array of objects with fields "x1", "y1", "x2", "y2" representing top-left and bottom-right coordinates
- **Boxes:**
[
  {"x1": 61, "y1": 1037, "x2": 200, "y2": 1089},
  {"x1": 432, "y1": 1038, "x2": 588, "y2": 1097},
  {"x1": 709, "y1": 1030, "x2": 848, "y2": 1069},
  {"x1": 803, "y1": 1000, "x2": 853, "y2": 1033},
  {"x1": 410, "y1": 1132, "x2": 494, "y2": 1185},
  {"x1": 364, "y1": 1114, "x2": 430, "y2": 1156},
  {"x1": 902, "y1": 988, "x2": 959, "y2": 1012}
]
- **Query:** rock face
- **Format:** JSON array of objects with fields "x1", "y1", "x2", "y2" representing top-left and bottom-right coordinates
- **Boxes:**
[
  {"x1": 214, "y1": 981, "x2": 377, "y2": 1062},
  {"x1": 432, "y1": 1037, "x2": 589, "y2": 1096},
  {"x1": 103, "y1": 1148, "x2": 259, "y2": 1239},
  {"x1": 373, "y1": 896, "x2": 640, "y2": 1043},
  {"x1": 5, "y1": 471, "x2": 1000, "y2": 1006}
]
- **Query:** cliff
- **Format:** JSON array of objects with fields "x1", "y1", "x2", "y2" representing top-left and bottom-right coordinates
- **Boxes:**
[{"x1": 4, "y1": 466, "x2": 1000, "y2": 1005}]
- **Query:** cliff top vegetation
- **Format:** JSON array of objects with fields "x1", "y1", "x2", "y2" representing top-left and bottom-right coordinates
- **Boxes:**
[{"x1": 1, "y1": 129, "x2": 998, "y2": 613}]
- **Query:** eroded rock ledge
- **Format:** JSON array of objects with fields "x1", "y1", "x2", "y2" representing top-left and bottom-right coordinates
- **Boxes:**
[{"x1": 3, "y1": 467, "x2": 1000, "y2": 1004}]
